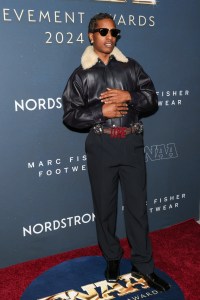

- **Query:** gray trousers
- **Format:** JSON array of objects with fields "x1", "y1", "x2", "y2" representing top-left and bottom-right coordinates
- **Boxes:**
[{"x1": 85, "y1": 130, "x2": 154, "y2": 274}]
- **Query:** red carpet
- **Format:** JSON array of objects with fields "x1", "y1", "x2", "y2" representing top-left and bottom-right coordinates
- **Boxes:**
[{"x1": 0, "y1": 219, "x2": 199, "y2": 300}]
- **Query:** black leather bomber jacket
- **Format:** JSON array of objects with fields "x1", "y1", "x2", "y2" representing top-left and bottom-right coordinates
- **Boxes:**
[{"x1": 62, "y1": 46, "x2": 158, "y2": 130}]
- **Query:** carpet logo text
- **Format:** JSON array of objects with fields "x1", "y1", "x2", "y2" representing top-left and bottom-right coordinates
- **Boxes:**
[{"x1": 38, "y1": 273, "x2": 159, "y2": 300}]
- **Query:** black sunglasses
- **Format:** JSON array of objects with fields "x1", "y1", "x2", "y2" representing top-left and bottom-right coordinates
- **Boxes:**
[{"x1": 93, "y1": 28, "x2": 121, "y2": 38}]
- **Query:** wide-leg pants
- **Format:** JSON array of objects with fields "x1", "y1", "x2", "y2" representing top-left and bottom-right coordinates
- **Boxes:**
[{"x1": 85, "y1": 130, "x2": 154, "y2": 274}]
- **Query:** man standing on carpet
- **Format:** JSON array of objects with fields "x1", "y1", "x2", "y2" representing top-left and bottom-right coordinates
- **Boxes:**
[{"x1": 62, "y1": 12, "x2": 170, "y2": 292}]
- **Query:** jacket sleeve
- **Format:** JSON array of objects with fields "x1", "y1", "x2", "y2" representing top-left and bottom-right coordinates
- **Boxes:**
[
  {"x1": 128, "y1": 60, "x2": 158, "y2": 114},
  {"x1": 62, "y1": 70, "x2": 106, "y2": 130}
]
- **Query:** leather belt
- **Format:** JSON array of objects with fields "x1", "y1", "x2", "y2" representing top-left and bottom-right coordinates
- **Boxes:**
[{"x1": 93, "y1": 123, "x2": 143, "y2": 138}]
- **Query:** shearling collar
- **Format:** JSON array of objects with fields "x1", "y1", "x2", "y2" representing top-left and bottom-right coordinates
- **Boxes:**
[{"x1": 81, "y1": 45, "x2": 128, "y2": 70}]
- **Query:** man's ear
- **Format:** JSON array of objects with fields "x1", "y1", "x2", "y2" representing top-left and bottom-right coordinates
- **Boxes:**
[{"x1": 88, "y1": 33, "x2": 94, "y2": 44}]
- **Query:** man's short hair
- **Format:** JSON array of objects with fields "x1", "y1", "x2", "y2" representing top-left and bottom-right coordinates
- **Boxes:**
[{"x1": 88, "y1": 13, "x2": 116, "y2": 33}]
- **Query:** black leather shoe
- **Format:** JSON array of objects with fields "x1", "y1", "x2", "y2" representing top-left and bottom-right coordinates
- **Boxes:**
[
  {"x1": 131, "y1": 266, "x2": 170, "y2": 292},
  {"x1": 105, "y1": 260, "x2": 120, "y2": 282}
]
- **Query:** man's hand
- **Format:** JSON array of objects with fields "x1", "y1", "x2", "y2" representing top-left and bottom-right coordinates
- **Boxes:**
[
  {"x1": 100, "y1": 88, "x2": 131, "y2": 104},
  {"x1": 102, "y1": 102, "x2": 128, "y2": 118}
]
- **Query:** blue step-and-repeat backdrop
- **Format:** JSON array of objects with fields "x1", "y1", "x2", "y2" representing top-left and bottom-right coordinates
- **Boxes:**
[{"x1": 0, "y1": 0, "x2": 199, "y2": 268}]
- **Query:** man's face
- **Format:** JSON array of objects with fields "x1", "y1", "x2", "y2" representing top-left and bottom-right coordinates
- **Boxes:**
[{"x1": 89, "y1": 19, "x2": 118, "y2": 58}]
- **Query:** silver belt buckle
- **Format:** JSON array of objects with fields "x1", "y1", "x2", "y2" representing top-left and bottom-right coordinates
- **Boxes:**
[
  {"x1": 93, "y1": 124, "x2": 103, "y2": 135},
  {"x1": 133, "y1": 122, "x2": 143, "y2": 134}
]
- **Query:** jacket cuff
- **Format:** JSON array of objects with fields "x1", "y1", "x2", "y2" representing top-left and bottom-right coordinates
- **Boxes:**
[
  {"x1": 90, "y1": 101, "x2": 107, "y2": 124},
  {"x1": 129, "y1": 91, "x2": 139, "y2": 106}
]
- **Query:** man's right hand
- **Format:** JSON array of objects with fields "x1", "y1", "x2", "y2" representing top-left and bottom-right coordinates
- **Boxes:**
[{"x1": 102, "y1": 103, "x2": 128, "y2": 118}]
